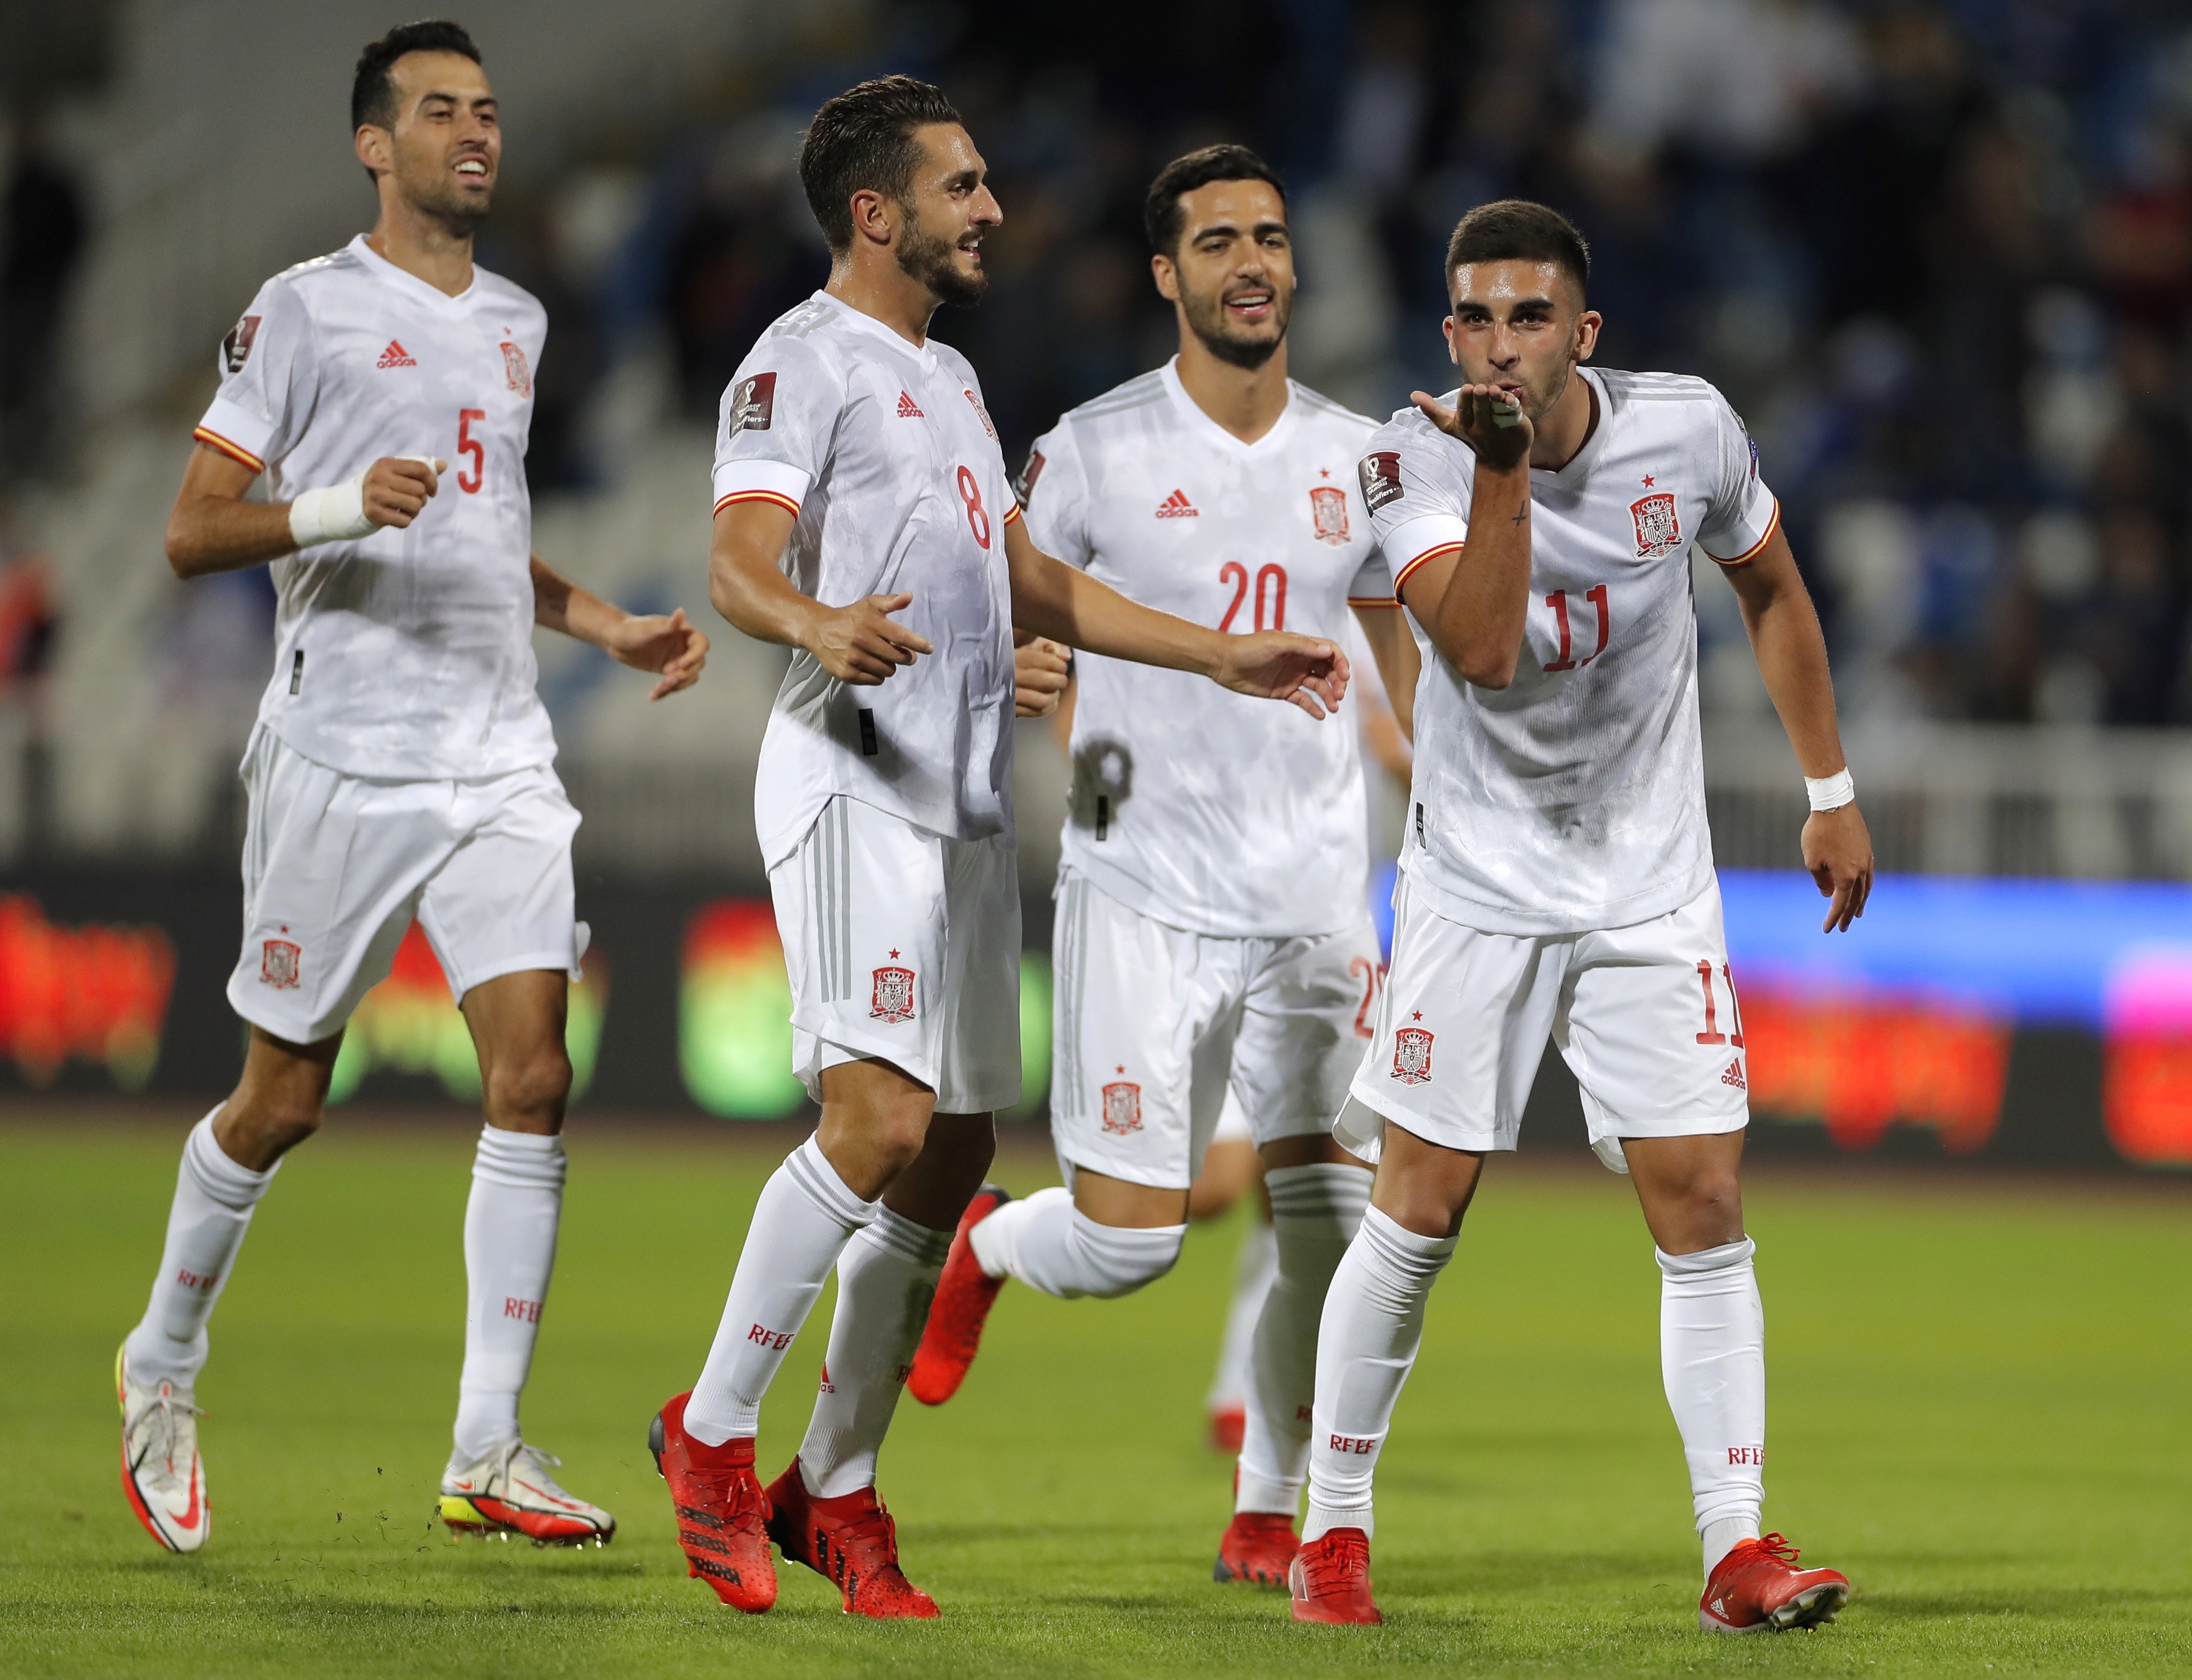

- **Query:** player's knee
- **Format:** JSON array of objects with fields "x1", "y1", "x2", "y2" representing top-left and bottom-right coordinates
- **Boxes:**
[
  {"x1": 1072, "y1": 1217, "x2": 1184, "y2": 1298},
  {"x1": 486, "y1": 1043, "x2": 572, "y2": 1121}
]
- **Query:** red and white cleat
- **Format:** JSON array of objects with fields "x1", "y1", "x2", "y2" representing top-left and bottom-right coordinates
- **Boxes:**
[
  {"x1": 1289, "y1": 1527, "x2": 1381, "y2": 1624},
  {"x1": 1213, "y1": 1510, "x2": 1299, "y2": 1584},
  {"x1": 1699, "y1": 1533, "x2": 1850, "y2": 1633},
  {"x1": 907, "y1": 1184, "x2": 1011, "y2": 1406},
  {"x1": 440, "y1": 1439, "x2": 615, "y2": 1546},
  {"x1": 649, "y1": 1392, "x2": 776, "y2": 1613},
  {"x1": 764, "y1": 1458, "x2": 939, "y2": 1619},
  {"x1": 1207, "y1": 1404, "x2": 1246, "y2": 1454},
  {"x1": 116, "y1": 1346, "x2": 209, "y2": 1554}
]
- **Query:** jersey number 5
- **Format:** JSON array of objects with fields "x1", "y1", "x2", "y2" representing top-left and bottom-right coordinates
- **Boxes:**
[{"x1": 456, "y1": 408, "x2": 486, "y2": 494}]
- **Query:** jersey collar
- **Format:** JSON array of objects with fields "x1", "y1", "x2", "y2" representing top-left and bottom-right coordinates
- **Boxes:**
[
  {"x1": 347, "y1": 234, "x2": 481, "y2": 319},
  {"x1": 812, "y1": 290, "x2": 941, "y2": 374},
  {"x1": 1530, "y1": 366, "x2": 1609, "y2": 487},
  {"x1": 1159, "y1": 358, "x2": 1299, "y2": 458}
]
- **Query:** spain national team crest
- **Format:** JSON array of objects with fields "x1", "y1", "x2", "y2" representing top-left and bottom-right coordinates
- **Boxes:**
[
  {"x1": 261, "y1": 938, "x2": 301, "y2": 990},
  {"x1": 500, "y1": 341, "x2": 532, "y2": 397},
  {"x1": 1630, "y1": 491, "x2": 1680, "y2": 557},
  {"x1": 869, "y1": 962, "x2": 916, "y2": 1024},
  {"x1": 1100, "y1": 1080, "x2": 1143, "y2": 1135},
  {"x1": 1309, "y1": 485, "x2": 1351, "y2": 546},
  {"x1": 963, "y1": 389, "x2": 998, "y2": 440},
  {"x1": 1391, "y1": 1024, "x2": 1434, "y2": 1084}
]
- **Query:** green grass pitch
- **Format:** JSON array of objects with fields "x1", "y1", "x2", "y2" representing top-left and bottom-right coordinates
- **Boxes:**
[{"x1": 3, "y1": 1110, "x2": 2187, "y2": 1678}]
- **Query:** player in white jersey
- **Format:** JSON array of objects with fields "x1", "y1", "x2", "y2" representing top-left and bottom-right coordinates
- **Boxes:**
[
  {"x1": 898, "y1": 145, "x2": 1420, "y2": 1590},
  {"x1": 115, "y1": 24, "x2": 708, "y2": 1557},
  {"x1": 1289, "y1": 202, "x2": 1873, "y2": 1633},
  {"x1": 648, "y1": 82, "x2": 1347, "y2": 1620}
]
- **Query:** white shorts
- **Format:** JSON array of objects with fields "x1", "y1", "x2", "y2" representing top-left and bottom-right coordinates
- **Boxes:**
[
  {"x1": 1339, "y1": 875, "x2": 1749, "y2": 1171},
  {"x1": 1051, "y1": 869, "x2": 1382, "y2": 1190},
  {"x1": 227, "y1": 728, "x2": 584, "y2": 1045},
  {"x1": 770, "y1": 795, "x2": 1023, "y2": 1114}
]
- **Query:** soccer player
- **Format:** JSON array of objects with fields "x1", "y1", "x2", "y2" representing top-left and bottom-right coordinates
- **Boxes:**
[
  {"x1": 649, "y1": 84, "x2": 1347, "y2": 1620},
  {"x1": 116, "y1": 22, "x2": 708, "y2": 1555},
  {"x1": 903, "y1": 145, "x2": 1420, "y2": 1589},
  {"x1": 1286, "y1": 200, "x2": 1869, "y2": 1632}
]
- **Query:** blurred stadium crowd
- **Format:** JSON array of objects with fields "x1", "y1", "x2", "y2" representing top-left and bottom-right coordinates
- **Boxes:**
[{"x1": 7, "y1": 0, "x2": 2192, "y2": 862}]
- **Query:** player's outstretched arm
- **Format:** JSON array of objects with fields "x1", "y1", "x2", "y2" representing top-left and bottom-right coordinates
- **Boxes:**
[
  {"x1": 1722, "y1": 528, "x2": 1874, "y2": 933},
  {"x1": 1394, "y1": 386, "x2": 1534, "y2": 689},
  {"x1": 166, "y1": 447, "x2": 445, "y2": 579},
  {"x1": 1003, "y1": 516, "x2": 1348, "y2": 718},
  {"x1": 532, "y1": 557, "x2": 710, "y2": 701},
  {"x1": 706, "y1": 499, "x2": 932, "y2": 684}
]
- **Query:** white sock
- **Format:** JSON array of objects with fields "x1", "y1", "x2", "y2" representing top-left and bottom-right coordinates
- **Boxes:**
[
  {"x1": 1238, "y1": 1163, "x2": 1372, "y2": 1515},
  {"x1": 687, "y1": 1135, "x2": 877, "y2": 1446},
  {"x1": 1303, "y1": 1205, "x2": 1457, "y2": 1542},
  {"x1": 123, "y1": 1109, "x2": 278, "y2": 1387},
  {"x1": 797, "y1": 1207, "x2": 953, "y2": 1498},
  {"x1": 1207, "y1": 1219, "x2": 1276, "y2": 1413},
  {"x1": 1658, "y1": 1237, "x2": 1766, "y2": 1579},
  {"x1": 967, "y1": 1185, "x2": 1184, "y2": 1298},
  {"x1": 449, "y1": 1127, "x2": 566, "y2": 1469}
]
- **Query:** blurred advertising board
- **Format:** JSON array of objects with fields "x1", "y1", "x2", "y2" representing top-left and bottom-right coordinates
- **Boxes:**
[{"x1": 0, "y1": 866, "x2": 2183, "y2": 1169}]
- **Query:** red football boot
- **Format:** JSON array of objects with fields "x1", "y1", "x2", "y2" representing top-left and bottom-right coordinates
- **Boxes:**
[
  {"x1": 907, "y1": 1184, "x2": 1011, "y2": 1405},
  {"x1": 1698, "y1": 1533, "x2": 1850, "y2": 1633},
  {"x1": 1213, "y1": 1510, "x2": 1300, "y2": 1584},
  {"x1": 648, "y1": 1392, "x2": 776, "y2": 1613},
  {"x1": 764, "y1": 1458, "x2": 939, "y2": 1618},
  {"x1": 1207, "y1": 1404, "x2": 1246, "y2": 1454},
  {"x1": 1289, "y1": 1527, "x2": 1381, "y2": 1624}
]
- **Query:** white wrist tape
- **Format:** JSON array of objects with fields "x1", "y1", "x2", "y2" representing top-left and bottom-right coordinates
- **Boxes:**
[
  {"x1": 286, "y1": 456, "x2": 437, "y2": 548},
  {"x1": 287, "y1": 474, "x2": 373, "y2": 548},
  {"x1": 1805, "y1": 769, "x2": 1855, "y2": 812}
]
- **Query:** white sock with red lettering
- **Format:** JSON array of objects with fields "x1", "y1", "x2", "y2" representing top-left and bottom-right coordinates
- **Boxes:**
[
  {"x1": 449, "y1": 1127, "x2": 566, "y2": 1468},
  {"x1": 123, "y1": 1109, "x2": 279, "y2": 1388},
  {"x1": 1207, "y1": 1218, "x2": 1276, "y2": 1415},
  {"x1": 686, "y1": 1135, "x2": 877, "y2": 1447},
  {"x1": 1303, "y1": 1205, "x2": 1457, "y2": 1542},
  {"x1": 796, "y1": 1206, "x2": 953, "y2": 1498},
  {"x1": 967, "y1": 1185, "x2": 1184, "y2": 1298},
  {"x1": 1237, "y1": 1163, "x2": 1371, "y2": 1515},
  {"x1": 1658, "y1": 1237, "x2": 1766, "y2": 1578}
]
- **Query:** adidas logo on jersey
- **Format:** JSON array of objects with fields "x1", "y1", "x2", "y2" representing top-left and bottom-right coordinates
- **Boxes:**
[
  {"x1": 896, "y1": 391, "x2": 924, "y2": 418},
  {"x1": 1155, "y1": 489, "x2": 1198, "y2": 519},
  {"x1": 1722, "y1": 1059, "x2": 1746, "y2": 1090},
  {"x1": 376, "y1": 340, "x2": 417, "y2": 369}
]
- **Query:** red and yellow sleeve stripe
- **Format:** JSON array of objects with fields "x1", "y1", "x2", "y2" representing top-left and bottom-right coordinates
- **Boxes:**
[
  {"x1": 192, "y1": 426, "x2": 264, "y2": 474},
  {"x1": 1391, "y1": 541, "x2": 1464, "y2": 597},
  {"x1": 1711, "y1": 499, "x2": 1781, "y2": 569},
  {"x1": 1004, "y1": 502, "x2": 1022, "y2": 526},
  {"x1": 713, "y1": 488, "x2": 801, "y2": 518}
]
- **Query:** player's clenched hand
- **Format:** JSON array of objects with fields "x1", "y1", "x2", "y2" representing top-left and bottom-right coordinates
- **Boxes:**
[
  {"x1": 605, "y1": 606, "x2": 711, "y2": 700},
  {"x1": 362, "y1": 457, "x2": 446, "y2": 529},
  {"x1": 1013, "y1": 636, "x2": 1071, "y2": 718},
  {"x1": 1211, "y1": 631, "x2": 1349, "y2": 719},
  {"x1": 807, "y1": 592, "x2": 934, "y2": 685},
  {"x1": 1803, "y1": 802, "x2": 1873, "y2": 933},
  {"x1": 1413, "y1": 384, "x2": 1531, "y2": 471}
]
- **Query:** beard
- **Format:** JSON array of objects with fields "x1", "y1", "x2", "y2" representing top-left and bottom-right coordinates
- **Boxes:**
[
  {"x1": 399, "y1": 156, "x2": 493, "y2": 234},
  {"x1": 897, "y1": 214, "x2": 988, "y2": 307},
  {"x1": 1182, "y1": 283, "x2": 1290, "y2": 370}
]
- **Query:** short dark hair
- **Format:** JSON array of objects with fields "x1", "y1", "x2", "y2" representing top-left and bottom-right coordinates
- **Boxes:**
[
  {"x1": 1445, "y1": 199, "x2": 1591, "y2": 302},
  {"x1": 800, "y1": 76, "x2": 964, "y2": 254},
  {"x1": 352, "y1": 20, "x2": 482, "y2": 133},
  {"x1": 1144, "y1": 144, "x2": 1287, "y2": 257}
]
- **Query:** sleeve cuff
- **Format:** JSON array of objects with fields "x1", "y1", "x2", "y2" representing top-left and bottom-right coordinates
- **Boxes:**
[
  {"x1": 193, "y1": 395, "x2": 274, "y2": 474},
  {"x1": 1699, "y1": 493, "x2": 1780, "y2": 568},
  {"x1": 712, "y1": 456, "x2": 812, "y2": 517},
  {"x1": 1383, "y1": 514, "x2": 1471, "y2": 595}
]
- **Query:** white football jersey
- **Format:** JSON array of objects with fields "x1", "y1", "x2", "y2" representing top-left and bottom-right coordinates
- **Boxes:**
[
  {"x1": 1020, "y1": 361, "x2": 1393, "y2": 938},
  {"x1": 712, "y1": 292, "x2": 1019, "y2": 869},
  {"x1": 1363, "y1": 366, "x2": 1778, "y2": 935},
  {"x1": 193, "y1": 235, "x2": 555, "y2": 781}
]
